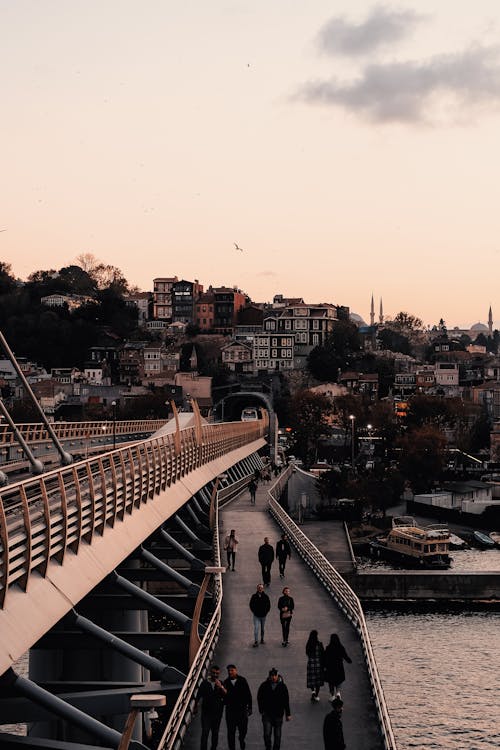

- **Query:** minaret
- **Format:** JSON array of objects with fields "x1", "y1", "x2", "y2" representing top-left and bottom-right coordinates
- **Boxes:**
[
  {"x1": 488, "y1": 305, "x2": 493, "y2": 336},
  {"x1": 379, "y1": 297, "x2": 384, "y2": 325},
  {"x1": 370, "y1": 294, "x2": 375, "y2": 326}
]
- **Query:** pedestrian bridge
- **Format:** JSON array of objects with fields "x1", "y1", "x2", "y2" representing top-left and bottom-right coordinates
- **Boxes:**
[{"x1": 0, "y1": 411, "x2": 397, "y2": 750}]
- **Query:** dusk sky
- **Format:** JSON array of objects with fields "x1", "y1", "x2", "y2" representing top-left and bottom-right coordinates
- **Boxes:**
[{"x1": 2, "y1": 1, "x2": 500, "y2": 328}]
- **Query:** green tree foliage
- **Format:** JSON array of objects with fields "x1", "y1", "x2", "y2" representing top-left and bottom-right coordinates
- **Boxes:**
[
  {"x1": 288, "y1": 390, "x2": 332, "y2": 465},
  {"x1": 307, "y1": 320, "x2": 361, "y2": 381},
  {"x1": 398, "y1": 424, "x2": 447, "y2": 493},
  {"x1": 377, "y1": 327, "x2": 411, "y2": 355},
  {"x1": 390, "y1": 311, "x2": 423, "y2": 331},
  {"x1": 0, "y1": 262, "x2": 17, "y2": 295}
]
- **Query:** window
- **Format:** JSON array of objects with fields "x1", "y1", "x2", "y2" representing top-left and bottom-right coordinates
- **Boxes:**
[
  {"x1": 285, "y1": 320, "x2": 291, "y2": 329},
  {"x1": 313, "y1": 319, "x2": 319, "y2": 330},
  {"x1": 312, "y1": 333, "x2": 319, "y2": 345}
]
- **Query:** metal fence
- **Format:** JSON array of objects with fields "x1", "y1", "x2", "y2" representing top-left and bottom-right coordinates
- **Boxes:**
[
  {"x1": 268, "y1": 468, "x2": 397, "y2": 750},
  {"x1": 0, "y1": 419, "x2": 168, "y2": 445},
  {"x1": 0, "y1": 419, "x2": 265, "y2": 608}
]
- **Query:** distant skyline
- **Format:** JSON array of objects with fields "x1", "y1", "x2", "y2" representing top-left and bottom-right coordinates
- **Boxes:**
[{"x1": 2, "y1": 1, "x2": 500, "y2": 329}]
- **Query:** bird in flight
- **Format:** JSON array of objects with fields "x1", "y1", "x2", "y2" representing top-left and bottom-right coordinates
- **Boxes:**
[{"x1": 234, "y1": 242, "x2": 243, "y2": 252}]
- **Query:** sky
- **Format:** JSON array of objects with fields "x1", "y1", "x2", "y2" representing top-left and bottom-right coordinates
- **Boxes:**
[{"x1": 1, "y1": 0, "x2": 500, "y2": 329}]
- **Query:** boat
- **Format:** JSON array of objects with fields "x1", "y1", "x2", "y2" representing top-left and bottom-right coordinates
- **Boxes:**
[
  {"x1": 369, "y1": 516, "x2": 451, "y2": 569},
  {"x1": 473, "y1": 530, "x2": 496, "y2": 548},
  {"x1": 448, "y1": 532, "x2": 468, "y2": 549},
  {"x1": 489, "y1": 531, "x2": 500, "y2": 547}
]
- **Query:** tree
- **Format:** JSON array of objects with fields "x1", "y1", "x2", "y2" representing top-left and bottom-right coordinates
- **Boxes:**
[
  {"x1": 0, "y1": 262, "x2": 16, "y2": 295},
  {"x1": 307, "y1": 320, "x2": 361, "y2": 381},
  {"x1": 398, "y1": 425, "x2": 447, "y2": 493},
  {"x1": 377, "y1": 327, "x2": 411, "y2": 355},
  {"x1": 390, "y1": 311, "x2": 423, "y2": 331},
  {"x1": 288, "y1": 390, "x2": 332, "y2": 466}
]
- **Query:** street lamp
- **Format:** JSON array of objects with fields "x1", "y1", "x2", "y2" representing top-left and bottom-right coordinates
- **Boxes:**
[
  {"x1": 367, "y1": 423, "x2": 373, "y2": 455},
  {"x1": 349, "y1": 414, "x2": 356, "y2": 470},
  {"x1": 111, "y1": 400, "x2": 117, "y2": 449}
]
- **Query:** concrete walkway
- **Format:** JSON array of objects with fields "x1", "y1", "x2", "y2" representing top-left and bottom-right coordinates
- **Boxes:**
[{"x1": 182, "y1": 481, "x2": 383, "y2": 750}]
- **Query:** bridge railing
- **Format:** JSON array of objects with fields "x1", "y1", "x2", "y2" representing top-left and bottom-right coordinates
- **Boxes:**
[
  {"x1": 156, "y1": 487, "x2": 224, "y2": 750},
  {"x1": 0, "y1": 419, "x2": 168, "y2": 445},
  {"x1": 268, "y1": 468, "x2": 397, "y2": 750},
  {"x1": 0, "y1": 420, "x2": 265, "y2": 608}
]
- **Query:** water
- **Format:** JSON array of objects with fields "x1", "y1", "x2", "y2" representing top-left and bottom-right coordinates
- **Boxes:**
[
  {"x1": 366, "y1": 610, "x2": 500, "y2": 749},
  {"x1": 357, "y1": 548, "x2": 500, "y2": 572}
]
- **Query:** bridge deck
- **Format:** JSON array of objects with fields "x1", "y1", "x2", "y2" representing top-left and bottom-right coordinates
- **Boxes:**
[{"x1": 183, "y1": 482, "x2": 383, "y2": 749}]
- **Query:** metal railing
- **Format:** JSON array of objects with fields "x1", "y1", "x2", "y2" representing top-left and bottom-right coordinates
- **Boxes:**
[
  {"x1": 268, "y1": 470, "x2": 397, "y2": 750},
  {"x1": 0, "y1": 419, "x2": 266, "y2": 608},
  {"x1": 0, "y1": 419, "x2": 168, "y2": 445},
  {"x1": 156, "y1": 488, "x2": 224, "y2": 750}
]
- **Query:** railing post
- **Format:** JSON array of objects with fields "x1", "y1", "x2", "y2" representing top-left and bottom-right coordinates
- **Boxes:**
[{"x1": 170, "y1": 401, "x2": 181, "y2": 456}]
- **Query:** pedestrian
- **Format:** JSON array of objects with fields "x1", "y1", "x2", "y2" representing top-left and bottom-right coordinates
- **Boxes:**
[
  {"x1": 324, "y1": 634, "x2": 352, "y2": 700},
  {"x1": 323, "y1": 696, "x2": 345, "y2": 750},
  {"x1": 257, "y1": 667, "x2": 291, "y2": 750},
  {"x1": 223, "y1": 663, "x2": 252, "y2": 750},
  {"x1": 275, "y1": 533, "x2": 291, "y2": 578},
  {"x1": 277, "y1": 586, "x2": 294, "y2": 646},
  {"x1": 254, "y1": 468, "x2": 261, "y2": 483},
  {"x1": 194, "y1": 664, "x2": 227, "y2": 750},
  {"x1": 306, "y1": 629, "x2": 325, "y2": 702},
  {"x1": 224, "y1": 529, "x2": 238, "y2": 572},
  {"x1": 249, "y1": 583, "x2": 271, "y2": 646},
  {"x1": 258, "y1": 536, "x2": 275, "y2": 587},
  {"x1": 248, "y1": 479, "x2": 257, "y2": 505}
]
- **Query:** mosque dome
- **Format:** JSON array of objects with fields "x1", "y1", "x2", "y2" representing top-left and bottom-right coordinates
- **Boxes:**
[
  {"x1": 470, "y1": 322, "x2": 488, "y2": 332},
  {"x1": 350, "y1": 312, "x2": 366, "y2": 326}
]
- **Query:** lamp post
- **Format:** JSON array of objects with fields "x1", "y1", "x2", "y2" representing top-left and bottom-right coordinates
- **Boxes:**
[
  {"x1": 367, "y1": 423, "x2": 373, "y2": 455},
  {"x1": 349, "y1": 414, "x2": 356, "y2": 470},
  {"x1": 111, "y1": 400, "x2": 117, "y2": 449}
]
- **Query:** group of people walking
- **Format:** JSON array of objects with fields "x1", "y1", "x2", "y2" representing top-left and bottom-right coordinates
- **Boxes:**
[
  {"x1": 195, "y1": 662, "x2": 291, "y2": 750},
  {"x1": 249, "y1": 582, "x2": 294, "y2": 648}
]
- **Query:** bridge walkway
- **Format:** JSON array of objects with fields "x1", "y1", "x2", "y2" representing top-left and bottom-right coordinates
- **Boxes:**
[{"x1": 182, "y1": 481, "x2": 383, "y2": 749}]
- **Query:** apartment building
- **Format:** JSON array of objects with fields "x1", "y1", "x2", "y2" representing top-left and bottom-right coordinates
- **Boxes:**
[{"x1": 153, "y1": 277, "x2": 178, "y2": 320}]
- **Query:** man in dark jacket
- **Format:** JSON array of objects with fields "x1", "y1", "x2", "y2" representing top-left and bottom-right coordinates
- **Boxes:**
[
  {"x1": 223, "y1": 664, "x2": 252, "y2": 750},
  {"x1": 194, "y1": 664, "x2": 227, "y2": 750},
  {"x1": 249, "y1": 583, "x2": 271, "y2": 646},
  {"x1": 275, "y1": 534, "x2": 291, "y2": 578},
  {"x1": 257, "y1": 668, "x2": 291, "y2": 750},
  {"x1": 258, "y1": 536, "x2": 275, "y2": 586},
  {"x1": 323, "y1": 696, "x2": 345, "y2": 749}
]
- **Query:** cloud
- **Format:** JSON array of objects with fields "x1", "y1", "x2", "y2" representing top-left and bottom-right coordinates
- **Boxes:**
[
  {"x1": 317, "y1": 5, "x2": 424, "y2": 57},
  {"x1": 296, "y1": 46, "x2": 500, "y2": 123}
]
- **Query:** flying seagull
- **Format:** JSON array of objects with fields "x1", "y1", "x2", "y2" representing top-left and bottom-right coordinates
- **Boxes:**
[{"x1": 234, "y1": 242, "x2": 243, "y2": 252}]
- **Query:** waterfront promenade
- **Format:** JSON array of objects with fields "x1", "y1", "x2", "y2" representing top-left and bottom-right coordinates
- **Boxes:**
[{"x1": 182, "y1": 482, "x2": 383, "y2": 749}]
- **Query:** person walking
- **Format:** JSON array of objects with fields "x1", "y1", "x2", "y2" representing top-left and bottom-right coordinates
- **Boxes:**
[
  {"x1": 258, "y1": 537, "x2": 275, "y2": 587},
  {"x1": 305, "y1": 629, "x2": 325, "y2": 702},
  {"x1": 277, "y1": 586, "x2": 294, "y2": 646},
  {"x1": 248, "y1": 479, "x2": 257, "y2": 505},
  {"x1": 324, "y1": 634, "x2": 352, "y2": 700},
  {"x1": 275, "y1": 534, "x2": 291, "y2": 578},
  {"x1": 249, "y1": 583, "x2": 271, "y2": 646},
  {"x1": 257, "y1": 667, "x2": 291, "y2": 750},
  {"x1": 224, "y1": 529, "x2": 238, "y2": 572},
  {"x1": 223, "y1": 664, "x2": 252, "y2": 750},
  {"x1": 194, "y1": 664, "x2": 227, "y2": 750},
  {"x1": 323, "y1": 696, "x2": 346, "y2": 749}
]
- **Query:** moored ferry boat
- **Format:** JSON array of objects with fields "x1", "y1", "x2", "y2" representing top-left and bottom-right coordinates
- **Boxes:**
[{"x1": 369, "y1": 516, "x2": 451, "y2": 569}]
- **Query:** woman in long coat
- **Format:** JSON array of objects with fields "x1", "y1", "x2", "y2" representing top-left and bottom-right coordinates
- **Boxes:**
[
  {"x1": 306, "y1": 629, "x2": 324, "y2": 701},
  {"x1": 324, "y1": 633, "x2": 352, "y2": 700}
]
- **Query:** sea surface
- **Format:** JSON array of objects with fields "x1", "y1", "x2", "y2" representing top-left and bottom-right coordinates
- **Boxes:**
[
  {"x1": 357, "y1": 547, "x2": 500, "y2": 572},
  {"x1": 366, "y1": 610, "x2": 500, "y2": 749}
]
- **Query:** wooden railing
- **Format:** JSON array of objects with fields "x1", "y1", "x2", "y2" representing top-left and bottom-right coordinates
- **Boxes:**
[{"x1": 0, "y1": 419, "x2": 266, "y2": 609}]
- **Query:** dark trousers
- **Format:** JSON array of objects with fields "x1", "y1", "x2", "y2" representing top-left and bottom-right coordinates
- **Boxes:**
[
  {"x1": 226, "y1": 709, "x2": 248, "y2": 750},
  {"x1": 280, "y1": 616, "x2": 292, "y2": 643},
  {"x1": 226, "y1": 550, "x2": 236, "y2": 570},
  {"x1": 201, "y1": 711, "x2": 223, "y2": 750},
  {"x1": 261, "y1": 562, "x2": 272, "y2": 585},
  {"x1": 262, "y1": 714, "x2": 283, "y2": 750},
  {"x1": 277, "y1": 557, "x2": 287, "y2": 576}
]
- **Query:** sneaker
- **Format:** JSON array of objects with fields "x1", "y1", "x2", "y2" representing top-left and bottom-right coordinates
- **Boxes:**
[
  {"x1": 260, "y1": 639, "x2": 265, "y2": 644},
  {"x1": 253, "y1": 642, "x2": 258, "y2": 647},
  {"x1": 329, "y1": 694, "x2": 334, "y2": 702},
  {"x1": 282, "y1": 641, "x2": 286, "y2": 647},
  {"x1": 313, "y1": 695, "x2": 320, "y2": 702}
]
